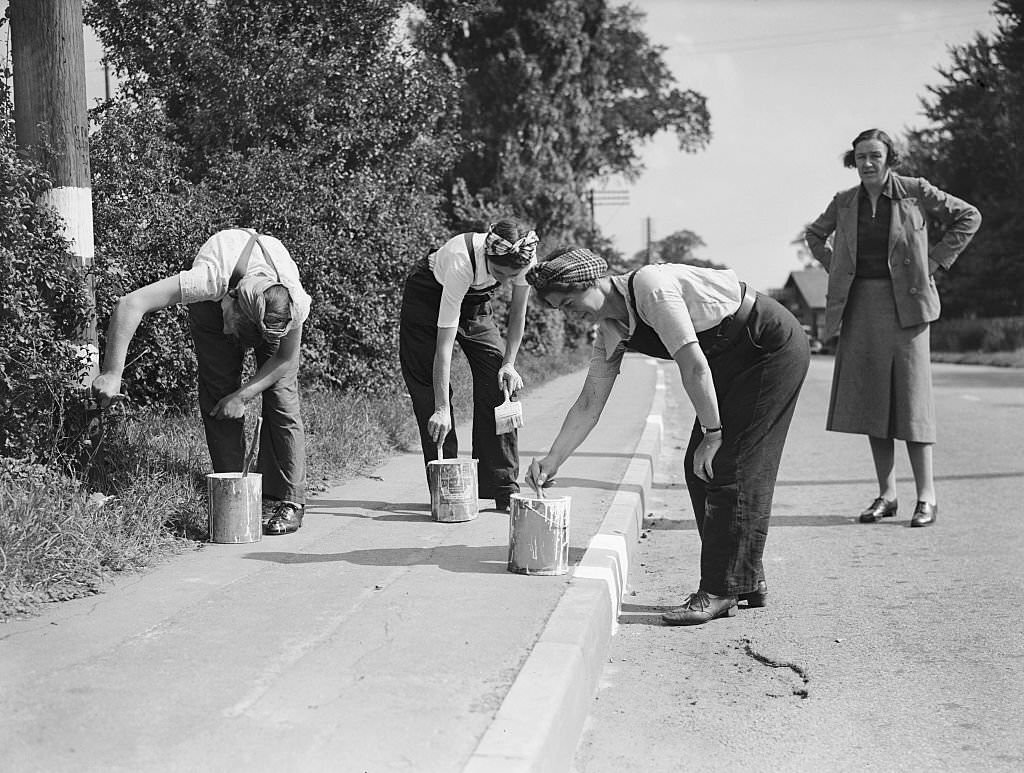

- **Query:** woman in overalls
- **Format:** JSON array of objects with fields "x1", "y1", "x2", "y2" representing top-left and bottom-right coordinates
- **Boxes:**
[
  {"x1": 400, "y1": 220, "x2": 538, "y2": 512},
  {"x1": 524, "y1": 247, "x2": 809, "y2": 625},
  {"x1": 92, "y1": 228, "x2": 311, "y2": 536}
]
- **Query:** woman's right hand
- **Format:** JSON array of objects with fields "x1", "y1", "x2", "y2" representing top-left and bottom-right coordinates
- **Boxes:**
[
  {"x1": 526, "y1": 457, "x2": 559, "y2": 495},
  {"x1": 91, "y1": 372, "x2": 124, "y2": 409},
  {"x1": 428, "y1": 407, "x2": 452, "y2": 445}
]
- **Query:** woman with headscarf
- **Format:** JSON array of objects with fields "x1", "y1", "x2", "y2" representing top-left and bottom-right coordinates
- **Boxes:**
[
  {"x1": 400, "y1": 220, "x2": 538, "y2": 512},
  {"x1": 92, "y1": 228, "x2": 312, "y2": 536},
  {"x1": 524, "y1": 247, "x2": 809, "y2": 625},
  {"x1": 805, "y1": 128, "x2": 981, "y2": 528}
]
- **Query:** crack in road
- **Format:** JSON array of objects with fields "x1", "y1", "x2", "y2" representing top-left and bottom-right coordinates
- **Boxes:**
[{"x1": 741, "y1": 639, "x2": 810, "y2": 699}]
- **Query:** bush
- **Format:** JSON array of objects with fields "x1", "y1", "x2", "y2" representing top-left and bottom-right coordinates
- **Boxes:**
[
  {"x1": 0, "y1": 131, "x2": 96, "y2": 463},
  {"x1": 930, "y1": 316, "x2": 1024, "y2": 353}
]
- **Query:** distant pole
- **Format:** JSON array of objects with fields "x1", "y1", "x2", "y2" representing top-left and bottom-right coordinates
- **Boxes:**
[
  {"x1": 10, "y1": 0, "x2": 97, "y2": 364},
  {"x1": 645, "y1": 217, "x2": 653, "y2": 264},
  {"x1": 587, "y1": 189, "x2": 595, "y2": 231}
]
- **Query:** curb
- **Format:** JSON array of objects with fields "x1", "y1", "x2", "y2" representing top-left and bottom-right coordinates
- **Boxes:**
[{"x1": 464, "y1": 364, "x2": 667, "y2": 773}]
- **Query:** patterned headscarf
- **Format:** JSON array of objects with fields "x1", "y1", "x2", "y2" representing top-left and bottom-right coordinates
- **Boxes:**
[
  {"x1": 525, "y1": 247, "x2": 608, "y2": 292},
  {"x1": 485, "y1": 224, "x2": 539, "y2": 268}
]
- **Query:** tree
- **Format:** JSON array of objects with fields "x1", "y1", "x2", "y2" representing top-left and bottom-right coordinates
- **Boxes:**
[
  {"x1": 415, "y1": 0, "x2": 711, "y2": 244},
  {"x1": 903, "y1": 0, "x2": 1024, "y2": 317}
]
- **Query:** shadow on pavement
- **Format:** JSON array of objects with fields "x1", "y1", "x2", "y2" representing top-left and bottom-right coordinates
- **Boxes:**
[
  {"x1": 644, "y1": 514, "x2": 855, "y2": 530},
  {"x1": 242, "y1": 545, "x2": 587, "y2": 574}
]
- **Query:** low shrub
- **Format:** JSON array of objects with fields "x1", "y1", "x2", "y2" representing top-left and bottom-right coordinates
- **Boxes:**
[{"x1": 930, "y1": 316, "x2": 1024, "y2": 353}]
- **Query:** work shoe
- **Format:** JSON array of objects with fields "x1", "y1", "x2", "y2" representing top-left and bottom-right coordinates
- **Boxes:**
[
  {"x1": 910, "y1": 501, "x2": 937, "y2": 527},
  {"x1": 662, "y1": 589, "x2": 737, "y2": 626},
  {"x1": 738, "y1": 580, "x2": 768, "y2": 608},
  {"x1": 261, "y1": 500, "x2": 279, "y2": 526},
  {"x1": 265, "y1": 501, "x2": 304, "y2": 535},
  {"x1": 858, "y1": 496, "x2": 898, "y2": 523}
]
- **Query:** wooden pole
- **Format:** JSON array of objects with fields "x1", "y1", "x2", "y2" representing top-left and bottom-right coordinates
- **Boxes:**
[{"x1": 10, "y1": 0, "x2": 102, "y2": 459}]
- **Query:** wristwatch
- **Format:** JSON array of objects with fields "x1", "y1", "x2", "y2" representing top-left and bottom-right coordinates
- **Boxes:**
[{"x1": 701, "y1": 424, "x2": 722, "y2": 435}]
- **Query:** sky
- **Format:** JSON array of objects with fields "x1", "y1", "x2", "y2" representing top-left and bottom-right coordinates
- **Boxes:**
[
  {"x1": 2, "y1": 1, "x2": 1001, "y2": 291},
  {"x1": 597, "y1": 0, "x2": 1002, "y2": 290}
]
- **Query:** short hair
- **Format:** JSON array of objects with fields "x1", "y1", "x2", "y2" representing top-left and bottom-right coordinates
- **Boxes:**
[
  {"x1": 843, "y1": 128, "x2": 901, "y2": 169},
  {"x1": 262, "y1": 284, "x2": 292, "y2": 333}
]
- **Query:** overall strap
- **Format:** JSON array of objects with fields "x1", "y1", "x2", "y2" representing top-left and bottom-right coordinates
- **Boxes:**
[
  {"x1": 228, "y1": 229, "x2": 281, "y2": 296},
  {"x1": 464, "y1": 232, "x2": 477, "y2": 274}
]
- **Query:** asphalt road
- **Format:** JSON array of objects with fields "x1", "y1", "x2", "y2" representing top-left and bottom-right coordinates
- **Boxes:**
[{"x1": 573, "y1": 355, "x2": 1024, "y2": 773}]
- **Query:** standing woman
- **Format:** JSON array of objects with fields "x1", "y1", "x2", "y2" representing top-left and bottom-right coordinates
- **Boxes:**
[
  {"x1": 805, "y1": 129, "x2": 981, "y2": 527},
  {"x1": 525, "y1": 248, "x2": 809, "y2": 625},
  {"x1": 400, "y1": 221, "x2": 538, "y2": 512}
]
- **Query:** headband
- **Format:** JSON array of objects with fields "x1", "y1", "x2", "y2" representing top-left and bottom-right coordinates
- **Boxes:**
[{"x1": 485, "y1": 225, "x2": 539, "y2": 268}]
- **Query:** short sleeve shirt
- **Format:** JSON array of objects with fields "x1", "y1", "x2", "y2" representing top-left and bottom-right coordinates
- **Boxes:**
[
  {"x1": 178, "y1": 229, "x2": 312, "y2": 325},
  {"x1": 588, "y1": 263, "x2": 743, "y2": 378},
  {"x1": 428, "y1": 233, "x2": 535, "y2": 328}
]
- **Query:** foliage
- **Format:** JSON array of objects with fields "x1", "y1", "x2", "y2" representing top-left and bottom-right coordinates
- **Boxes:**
[
  {"x1": 930, "y1": 315, "x2": 1024, "y2": 353},
  {"x1": 627, "y1": 228, "x2": 723, "y2": 270},
  {"x1": 902, "y1": 0, "x2": 1024, "y2": 317},
  {"x1": 415, "y1": 0, "x2": 711, "y2": 244},
  {"x1": 0, "y1": 119, "x2": 96, "y2": 462}
]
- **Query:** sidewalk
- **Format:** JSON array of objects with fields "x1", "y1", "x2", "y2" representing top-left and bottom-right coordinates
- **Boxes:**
[{"x1": 0, "y1": 355, "x2": 664, "y2": 773}]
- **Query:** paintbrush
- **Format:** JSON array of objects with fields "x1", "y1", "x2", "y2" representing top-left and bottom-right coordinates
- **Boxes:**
[
  {"x1": 494, "y1": 387, "x2": 524, "y2": 435},
  {"x1": 242, "y1": 417, "x2": 263, "y2": 477}
]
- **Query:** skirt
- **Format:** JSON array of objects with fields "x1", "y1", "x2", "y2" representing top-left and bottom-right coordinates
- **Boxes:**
[{"x1": 827, "y1": 278, "x2": 935, "y2": 443}]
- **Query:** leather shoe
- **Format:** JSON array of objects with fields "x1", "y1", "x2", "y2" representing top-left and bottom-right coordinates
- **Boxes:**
[
  {"x1": 662, "y1": 590, "x2": 736, "y2": 626},
  {"x1": 910, "y1": 501, "x2": 937, "y2": 527},
  {"x1": 738, "y1": 580, "x2": 768, "y2": 608},
  {"x1": 859, "y1": 496, "x2": 897, "y2": 523},
  {"x1": 265, "y1": 502, "x2": 304, "y2": 535}
]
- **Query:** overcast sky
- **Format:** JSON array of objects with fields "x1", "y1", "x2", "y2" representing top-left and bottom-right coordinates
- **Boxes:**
[
  {"x1": 599, "y1": 0, "x2": 1001, "y2": 290},
  {"x1": 3, "y1": 1, "x2": 1001, "y2": 290}
]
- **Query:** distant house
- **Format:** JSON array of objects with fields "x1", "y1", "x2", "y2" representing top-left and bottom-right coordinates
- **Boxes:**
[{"x1": 778, "y1": 269, "x2": 828, "y2": 342}]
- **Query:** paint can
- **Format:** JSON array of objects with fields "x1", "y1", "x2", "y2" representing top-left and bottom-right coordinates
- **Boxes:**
[
  {"x1": 207, "y1": 472, "x2": 263, "y2": 543},
  {"x1": 507, "y1": 494, "x2": 570, "y2": 575},
  {"x1": 427, "y1": 458, "x2": 478, "y2": 523}
]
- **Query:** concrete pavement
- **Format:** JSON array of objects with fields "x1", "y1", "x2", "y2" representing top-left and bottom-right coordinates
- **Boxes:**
[{"x1": 0, "y1": 354, "x2": 663, "y2": 773}]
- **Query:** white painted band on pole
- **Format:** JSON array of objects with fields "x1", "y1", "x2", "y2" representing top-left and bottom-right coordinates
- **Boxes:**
[{"x1": 40, "y1": 186, "x2": 95, "y2": 263}]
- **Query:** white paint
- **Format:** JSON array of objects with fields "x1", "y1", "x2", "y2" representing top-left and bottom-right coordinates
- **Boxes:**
[
  {"x1": 573, "y1": 564, "x2": 622, "y2": 635},
  {"x1": 39, "y1": 186, "x2": 95, "y2": 263}
]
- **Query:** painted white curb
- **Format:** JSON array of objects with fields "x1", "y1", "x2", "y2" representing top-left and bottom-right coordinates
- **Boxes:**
[{"x1": 464, "y1": 365, "x2": 666, "y2": 773}]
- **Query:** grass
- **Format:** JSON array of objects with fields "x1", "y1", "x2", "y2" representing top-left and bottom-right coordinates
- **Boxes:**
[{"x1": 0, "y1": 345, "x2": 591, "y2": 620}]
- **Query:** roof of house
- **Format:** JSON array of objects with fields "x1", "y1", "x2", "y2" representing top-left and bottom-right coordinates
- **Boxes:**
[{"x1": 784, "y1": 269, "x2": 828, "y2": 309}]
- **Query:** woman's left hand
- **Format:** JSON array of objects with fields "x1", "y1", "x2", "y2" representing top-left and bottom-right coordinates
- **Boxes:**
[
  {"x1": 498, "y1": 364, "x2": 523, "y2": 395},
  {"x1": 693, "y1": 432, "x2": 723, "y2": 482}
]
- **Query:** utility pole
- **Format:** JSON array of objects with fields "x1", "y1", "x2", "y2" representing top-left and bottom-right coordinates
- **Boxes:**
[
  {"x1": 585, "y1": 187, "x2": 629, "y2": 232},
  {"x1": 645, "y1": 217, "x2": 653, "y2": 264},
  {"x1": 10, "y1": 0, "x2": 102, "y2": 458}
]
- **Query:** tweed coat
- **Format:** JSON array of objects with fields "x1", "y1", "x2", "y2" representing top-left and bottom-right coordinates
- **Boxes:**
[{"x1": 804, "y1": 173, "x2": 981, "y2": 340}]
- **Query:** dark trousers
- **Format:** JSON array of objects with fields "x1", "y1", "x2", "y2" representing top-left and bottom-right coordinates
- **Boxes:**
[
  {"x1": 683, "y1": 293, "x2": 809, "y2": 596},
  {"x1": 398, "y1": 273, "x2": 519, "y2": 500},
  {"x1": 188, "y1": 300, "x2": 306, "y2": 504}
]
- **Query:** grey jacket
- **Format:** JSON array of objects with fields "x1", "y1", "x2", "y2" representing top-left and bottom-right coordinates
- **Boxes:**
[{"x1": 804, "y1": 173, "x2": 981, "y2": 340}]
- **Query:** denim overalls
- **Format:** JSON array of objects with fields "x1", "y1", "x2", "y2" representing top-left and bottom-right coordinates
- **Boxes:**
[
  {"x1": 399, "y1": 234, "x2": 518, "y2": 502},
  {"x1": 624, "y1": 269, "x2": 809, "y2": 597}
]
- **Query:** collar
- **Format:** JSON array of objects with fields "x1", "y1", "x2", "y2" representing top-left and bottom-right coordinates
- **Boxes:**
[{"x1": 858, "y1": 171, "x2": 896, "y2": 200}]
